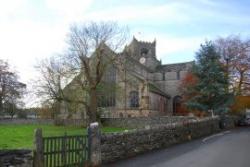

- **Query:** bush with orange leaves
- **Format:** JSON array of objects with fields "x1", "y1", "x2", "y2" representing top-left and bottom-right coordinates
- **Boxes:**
[
  {"x1": 179, "y1": 72, "x2": 199, "y2": 100},
  {"x1": 231, "y1": 96, "x2": 250, "y2": 114},
  {"x1": 178, "y1": 72, "x2": 201, "y2": 116}
]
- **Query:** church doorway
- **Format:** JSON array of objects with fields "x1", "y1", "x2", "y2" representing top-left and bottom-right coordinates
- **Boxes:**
[{"x1": 173, "y1": 96, "x2": 182, "y2": 115}]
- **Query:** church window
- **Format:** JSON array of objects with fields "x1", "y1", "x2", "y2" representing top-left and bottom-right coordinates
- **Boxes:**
[
  {"x1": 98, "y1": 91, "x2": 116, "y2": 107},
  {"x1": 97, "y1": 66, "x2": 116, "y2": 107},
  {"x1": 129, "y1": 91, "x2": 139, "y2": 108},
  {"x1": 177, "y1": 71, "x2": 181, "y2": 80},
  {"x1": 140, "y1": 48, "x2": 149, "y2": 56},
  {"x1": 162, "y1": 72, "x2": 165, "y2": 80}
]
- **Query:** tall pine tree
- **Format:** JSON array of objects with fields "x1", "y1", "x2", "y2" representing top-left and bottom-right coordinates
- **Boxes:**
[{"x1": 186, "y1": 41, "x2": 233, "y2": 114}]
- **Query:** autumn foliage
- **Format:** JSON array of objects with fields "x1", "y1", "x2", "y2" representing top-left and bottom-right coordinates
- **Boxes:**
[
  {"x1": 177, "y1": 72, "x2": 199, "y2": 115},
  {"x1": 179, "y1": 72, "x2": 198, "y2": 90},
  {"x1": 231, "y1": 96, "x2": 250, "y2": 113},
  {"x1": 179, "y1": 72, "x2": 199, "y2": 102},
  {"x1": 178, "y1": 72, "x2": 209, "y2": 117}
]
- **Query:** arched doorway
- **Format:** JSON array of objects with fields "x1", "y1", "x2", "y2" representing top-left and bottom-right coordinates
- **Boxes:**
[{"x1": 173, "y1": 96, "x2": 182, "y2": 115}]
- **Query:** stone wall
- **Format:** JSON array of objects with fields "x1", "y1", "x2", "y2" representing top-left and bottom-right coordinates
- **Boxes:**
[
  {"x1": 54, "y1": 119, "x2": 87, "y2": 127},
  {"x1": 219, "y1": 115, "x2": 238, "y2": 129},
  {"x1": 0, "y1": 150, "x2": 32, "y2": 167},
  {"x1": 101, "y1": 117, "x2": 220, "y2": 163},
  {"x1": 0, "y1": 118, "x2": 88, "y2": 127},
  {"x1": 101, "y1": 109, "x2": 164, "y2": 118},
  {"x1": 101, "y1": 116, "x2": 196, "y2": 129},
  {"x1": 0, "y1": 118, "x2": 53, "y2": 125}
]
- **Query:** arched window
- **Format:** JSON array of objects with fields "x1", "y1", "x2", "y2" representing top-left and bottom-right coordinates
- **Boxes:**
[{"x1": 129, "y1": 91, "x2": 139, "y2": 108}]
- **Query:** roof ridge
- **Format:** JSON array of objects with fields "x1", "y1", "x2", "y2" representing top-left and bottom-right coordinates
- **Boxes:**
[{"x1": 161, "y1": 61, "x2": 194, "y2": 66}]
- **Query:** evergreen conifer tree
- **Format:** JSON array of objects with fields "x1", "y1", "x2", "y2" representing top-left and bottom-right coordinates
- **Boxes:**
[{"x1": 186, "y1": 41, "x2": 233, "y2": 114}]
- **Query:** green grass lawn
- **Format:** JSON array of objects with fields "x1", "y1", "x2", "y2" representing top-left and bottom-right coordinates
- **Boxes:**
[{"x1": 0, "y1": 125, "x2": 126, "y2": 149}]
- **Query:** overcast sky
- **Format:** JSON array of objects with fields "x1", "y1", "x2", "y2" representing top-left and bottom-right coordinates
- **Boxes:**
[{"x1": 1, "y1": 0, "x2": 250, "y2": 91}]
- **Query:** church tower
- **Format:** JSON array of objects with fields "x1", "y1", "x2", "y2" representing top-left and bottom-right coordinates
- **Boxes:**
[{"x1": 124, "y1": 37, "x2": 161, "y2": 71}]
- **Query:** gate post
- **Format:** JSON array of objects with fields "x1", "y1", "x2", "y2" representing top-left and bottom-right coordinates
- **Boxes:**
[
  {"x1": 88, "y1": 122, "x2": 101, "y2": 166},
  {"x1": 33, "y1": 128, "x2": 44, "y2": 167}
]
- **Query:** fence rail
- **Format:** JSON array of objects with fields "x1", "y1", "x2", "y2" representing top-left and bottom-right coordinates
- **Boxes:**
[{"x1": 34, "y1": 129, "x2": 88, "y2": 167}]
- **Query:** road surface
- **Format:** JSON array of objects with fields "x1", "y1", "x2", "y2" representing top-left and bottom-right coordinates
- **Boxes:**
[{"x1": 104, "y1": 127, "x2": 250, "y2": 167}]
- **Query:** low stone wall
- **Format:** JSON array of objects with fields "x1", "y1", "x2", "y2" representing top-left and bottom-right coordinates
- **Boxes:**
[
  {"x1": 220, "y1": 115, "x2": 237, "y2": 129},
  {"x1": 101, "y1": 109, "x2": 165, "y2": 118},
  {"x1": 54, "y1": 119, "x2": 87, "y2": 127},
  {"x1": 0, "y1": 150, "x2": 32, "y2": 167},
  {"x1": 0, "y1": 118, "x2": 88, "y2": 127},
  {"x1": 101, "y1": 117, "x2": 220, "y2": 163},
  {"x1": 0, "y1": 118, "x2": 53, "y2": 125},
  {"x1": 101, "y1": 116, "x2": 196, "y2": 129}
]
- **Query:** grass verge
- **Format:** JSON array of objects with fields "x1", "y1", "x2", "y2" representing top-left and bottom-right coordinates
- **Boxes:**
[{"x1": 0, "y1": 124, "x2": 126, "y2": 149}]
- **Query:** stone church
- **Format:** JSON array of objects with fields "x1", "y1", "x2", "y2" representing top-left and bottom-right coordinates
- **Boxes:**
[
  {"x1": 60, "y1": 37, "x2": 193, "y2": 119},
  {"x1": 102, "y1": 37, "x2": 193, "y2": 117}
]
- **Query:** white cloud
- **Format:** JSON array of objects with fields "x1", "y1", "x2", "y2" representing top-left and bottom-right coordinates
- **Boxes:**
[
  {"x1": 157, "y1": 37, "x2": 202, "y2": 57},
  {"x1": 0, "y1": 0, "x2": 249, "y2": 107},
  {"x1": 83, "y1": 3, "x2": 190, "y2": 24},
  {"x1": 0, "y1": 0, "x2": 28, "y2": 18},
  {"x1": 45, "y1": 0, "x2": 93, "y2": 22},
  {"x1": 0, "y1": 0, "x2": 94, "y2": 83},
  {"x1": 133, "y1": 33, "x2": 204, "y2": 60},
  {"x1": 0, "y1": 21, "x2": 67, "y2": 82}
]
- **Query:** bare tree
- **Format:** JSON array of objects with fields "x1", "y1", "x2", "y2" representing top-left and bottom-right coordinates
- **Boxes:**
[
  {"x1": 0, "y1": 59, "x2": 26, "y2": 116},
  {"x1": 215, "y1": 35, "x2": 250, "y2": 95},
  {"x1": 34, "y1": 56, "x2": 71, "y2": 116},
  {"x1": 64, "y1": 21, "x2": 127, "y2": 123},
  {"x1": 35, "y1": 22, "x2": 127, "y2": 123}
]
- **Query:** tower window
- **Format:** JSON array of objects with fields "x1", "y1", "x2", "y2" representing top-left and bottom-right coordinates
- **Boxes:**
[{"x1": 140, "y1": 48, "x2": 149, "y2": 56}]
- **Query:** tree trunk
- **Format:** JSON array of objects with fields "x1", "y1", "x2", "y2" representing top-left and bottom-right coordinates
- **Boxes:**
[
  {"x1": 89, "y1": 88, "x2": 97, "y2": 123},
  {"x1": 0, "y1": 96, "x2": 3, "y2": 114},
  {"x1": 56, "y1": 100, "x2": 62, "y2": 119},
  {"x1": 238, "y1": 72, "x2": 244, "y2": 95},
  {"x1": 225, "y1": 61, "x2": 229, "y2": 93}
]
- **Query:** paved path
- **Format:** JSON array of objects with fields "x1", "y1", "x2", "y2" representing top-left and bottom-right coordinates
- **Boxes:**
[{"x1": 104, "y1": 127, "x2": 250, "y2": 167}]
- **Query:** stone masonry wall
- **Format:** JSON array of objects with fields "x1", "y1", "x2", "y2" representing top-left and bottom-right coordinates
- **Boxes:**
[
  {"x1": 54, "y1": 119, "x2": 88, "y2": 127},
  {"x1": 101, "y1": 116, "x2": 196, "y2": 129},
  {"x1": 101, "y1": 109, "x2": 156, "y2": 118},
  {"x1": 0, "y1": 150, "x2": 32, "y2": 167},
  {"x1": 0, "y1": 118, "x2": 54, "y2": 125},
  {"x1": 220, "y1": 115, "x2": 237, "y2": 129},
  {"x1": 101, "y1": 117, "x2": 220, "y2": 163},
  {"x1": 0, "y1": 118, "x2": 88, "y2": 127}
]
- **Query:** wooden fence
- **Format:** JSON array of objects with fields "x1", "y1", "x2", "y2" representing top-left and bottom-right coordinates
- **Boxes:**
[{"x1": 34, "y1": 129, "x2": 88, "y2": 167}]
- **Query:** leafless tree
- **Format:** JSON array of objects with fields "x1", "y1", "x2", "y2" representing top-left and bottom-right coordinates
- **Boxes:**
[
  {"x1": 34, "y1": 56, "x2": 72, "y2": 115},
  {"x1": 0, "y1": 59, "x2": 26, "y2": 116},
  {"x1": 65, "y1": 21, "x2": 127, "y2": 123},
  {"x1": 35, "y1": 22, "x2": 127, "y2": 123},
  {"x1": 215, "y1": 35, "x2": 250, "y2": 95}
]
